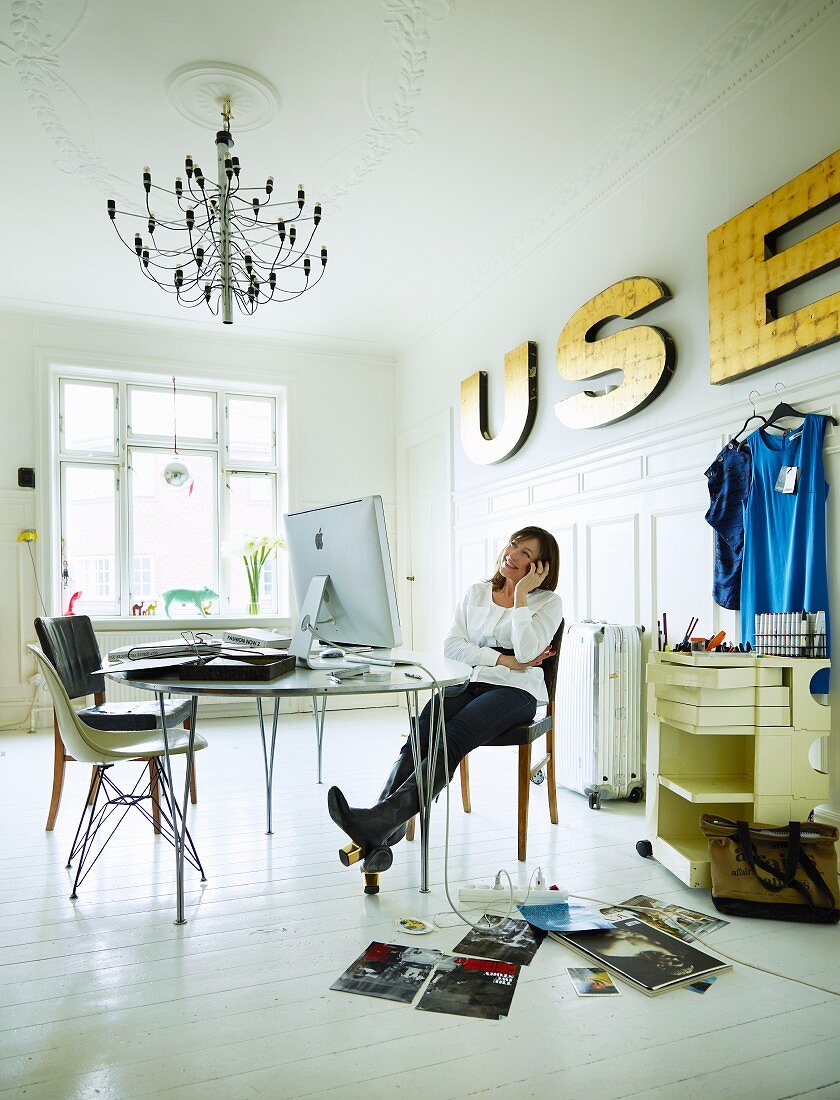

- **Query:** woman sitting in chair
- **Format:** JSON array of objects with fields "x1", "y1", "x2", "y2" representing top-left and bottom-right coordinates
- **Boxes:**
[{"x1": 328, "y1": 525, "x2": 563, "y2": 878}]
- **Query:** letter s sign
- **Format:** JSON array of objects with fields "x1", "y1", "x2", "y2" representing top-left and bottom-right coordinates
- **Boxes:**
[{"x1": 554, "y1": 277, "x2": 676, "y2": 429}]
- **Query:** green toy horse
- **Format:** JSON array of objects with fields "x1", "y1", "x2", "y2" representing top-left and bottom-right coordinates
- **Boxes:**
[{"x1": 161, "y1": 587, "x2": 218, "y2": 617}]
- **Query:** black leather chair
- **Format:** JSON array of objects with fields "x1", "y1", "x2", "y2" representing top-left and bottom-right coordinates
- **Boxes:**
[
  {"x1": 34, "y1": 616, "x2": 197, "y2": 832},
  {"x1": 408, "y1": 619, "x2": 564, "y2": 861}
]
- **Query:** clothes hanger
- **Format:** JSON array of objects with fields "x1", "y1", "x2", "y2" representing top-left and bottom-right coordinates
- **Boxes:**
[
  {"x1": 731, "y1": 391, "x2": 766, "y2": 448},
  {"x1": 763, "y1": 383, "x2": 838, "y2": 434}
]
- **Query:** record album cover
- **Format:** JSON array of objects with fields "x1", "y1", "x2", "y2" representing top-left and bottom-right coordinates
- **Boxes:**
[
  {"x1": 552, "y1": 914, "x2": 730, "y2": 995},
  {"x1": 452, "y1": 916, "x2": 545, "y2": 966},
  {"x1": 416, "y1": 956, "x2": 520, "y2": 1020},
  {"x1": 330, "y1": 942, "x2": 443, "y2": 1004}
]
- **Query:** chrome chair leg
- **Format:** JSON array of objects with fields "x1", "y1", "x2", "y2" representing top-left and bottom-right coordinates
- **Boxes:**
[
  {"x1": 68, "y1": 765, "x2": 105, "y2": 899},
  {"x1": 151, "y1": 758, "x2": 205, "y2": 879}
]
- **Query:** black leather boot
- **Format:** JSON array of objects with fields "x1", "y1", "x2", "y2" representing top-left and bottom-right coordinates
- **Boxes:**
[
  {"x1": 377, "y1": 748, "x2": 415, "y2": 801},
  {"x1": 378, "y1": 748, "x2": 416, "y2": 846},
  {"x1": 328, "y1": 752, "x2": 450, "y2": 868}
]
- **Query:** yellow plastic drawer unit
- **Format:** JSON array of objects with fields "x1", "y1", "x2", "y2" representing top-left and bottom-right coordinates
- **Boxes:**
[
  {"x1": 653, "y1": 683, "x2": 790, "y2": 708},
  {"x1": 647, "y1": 659, "x2": 783, "y2": 691},
  {"x1": 654, "y1": 698, "x2": 791, "y2": 728},
  {"x1": 642, "y1": 652, "x2": 831, "y2": 889}
]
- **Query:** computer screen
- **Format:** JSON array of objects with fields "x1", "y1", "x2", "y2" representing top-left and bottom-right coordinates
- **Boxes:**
[{"x1": 284, "y1": 495, "x2": 402, "y2": 664}]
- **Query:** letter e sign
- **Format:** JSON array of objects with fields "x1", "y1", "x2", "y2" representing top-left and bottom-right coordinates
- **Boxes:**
[{"x1": 708, "y1": 148, "x2": 840, "y2": 383}]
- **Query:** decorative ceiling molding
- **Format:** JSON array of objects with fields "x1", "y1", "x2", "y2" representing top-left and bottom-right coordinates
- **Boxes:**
[
  {"x1": 399, "y1": 0, "x2": 838, "y2": 353},
  {"x1": 0, "y1": 0, "x2": 129, "y2": 194},
  {"x1": 318, "y1": 0, "x2": 453, "y2": 205},
  {"x1": 2, "y1": 0, "x2": 452, "y2": 208}
]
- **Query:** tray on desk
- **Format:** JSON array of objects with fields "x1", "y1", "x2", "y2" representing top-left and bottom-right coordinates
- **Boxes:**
[{"x1": 178, "y1": 655, "x2": 296, "y2": 681}]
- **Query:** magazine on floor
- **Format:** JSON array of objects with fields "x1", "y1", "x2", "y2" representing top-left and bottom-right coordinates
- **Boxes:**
[
  {"x1": 551, "y1": 913, "x2": 731, "y2": 996},
  {"x1": 330, "y1": 942, "x2": 444, "y2": 1004},
  {"x1": 616, "y1": 894, "x2": 729, "y2": 942},
  {"x1": 416, "y1": 956, "x2": 520, "y2": 1020},
  {"x1": 517, "y1": 901, "x2": 615, "y2": 934},
  {"x1": 452, "y1": 916, "x2": 545, "y2": 966}
]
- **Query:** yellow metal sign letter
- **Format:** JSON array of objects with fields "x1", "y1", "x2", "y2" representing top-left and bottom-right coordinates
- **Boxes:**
[
  {"x1": 708, "y1": 148, "x2": 840, "y2": 384},
  {"x1": 460, "y1": 341, "x2": 537, "y2": 465},
  {"x1": 554, "y1": 277, "x2": 675, "y2": 429}
]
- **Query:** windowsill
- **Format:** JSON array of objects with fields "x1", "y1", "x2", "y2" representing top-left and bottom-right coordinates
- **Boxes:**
[{"x1": 91, "y1": 616, "x2": 292, "y2": 632}]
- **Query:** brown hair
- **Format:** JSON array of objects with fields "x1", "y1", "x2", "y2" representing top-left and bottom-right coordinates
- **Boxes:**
[{"x1": 490, "y1": 526, "x2": 560, "y2": 592}]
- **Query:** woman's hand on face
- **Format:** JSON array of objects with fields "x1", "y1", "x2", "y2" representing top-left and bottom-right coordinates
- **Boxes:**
[{"x1": 514, "y1": 560, "x2": 548, "y2": 598}]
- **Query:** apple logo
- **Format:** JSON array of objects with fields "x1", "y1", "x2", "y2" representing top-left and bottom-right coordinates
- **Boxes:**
[{"x1": 315, "y1": 528, "x2": 324, "y2": 550}]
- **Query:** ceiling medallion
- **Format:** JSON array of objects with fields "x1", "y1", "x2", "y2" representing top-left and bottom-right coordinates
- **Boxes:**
[{"x1": 165, "y1": 63, "x2": 281, "y2": 132}]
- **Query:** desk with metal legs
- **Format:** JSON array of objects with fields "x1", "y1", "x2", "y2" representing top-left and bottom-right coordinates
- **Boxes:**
[{"x1": 111, "y1": 651, "x2": 470, "y2": 924}]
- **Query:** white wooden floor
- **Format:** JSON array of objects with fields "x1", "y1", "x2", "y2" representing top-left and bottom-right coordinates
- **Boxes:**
[{"x1": 1, "y1": 709, "x2": 839, "y2": 1100}]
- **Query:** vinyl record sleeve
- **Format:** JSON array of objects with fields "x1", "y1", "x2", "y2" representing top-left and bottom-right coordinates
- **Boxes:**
[{"x1": 552, "y1": 914, "x2": 730, "y2": 996}]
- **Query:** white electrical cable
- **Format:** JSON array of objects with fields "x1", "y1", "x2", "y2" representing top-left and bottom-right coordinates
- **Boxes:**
[
  {"x1": 310, "y1": 621, "x2": 525, "y2": 933},
  {"x1": 378, "y1": 654, "x2": 530, "y2": 935}
]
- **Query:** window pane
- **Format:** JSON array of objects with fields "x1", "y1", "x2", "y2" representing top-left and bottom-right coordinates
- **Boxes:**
[
  {"x1": 61, "y1": 383, "x2": 116, "y2": 454},
  {"x1": 129, "y1": 387, "x2": 214, "y2": 441},
  {"x1": 228, "y1": 397, "x2": 274, "y2": 463},
  {"x1": 63, "y1": 465, "x2": 118, "y2": 615},
  {"x1": 132, "y1": 555, "x2": 155, "y2": 600},
  {"x1": 130, "y1": 451, "x2": 218, "y2": 615},
  {"x1": 227, "y1": 473, "x2": 284, "y2": 613}
]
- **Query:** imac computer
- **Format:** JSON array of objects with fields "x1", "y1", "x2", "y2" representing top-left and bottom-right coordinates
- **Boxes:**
[{"x1": 285, "y1": 495, "x2": 403, "y2": 668}]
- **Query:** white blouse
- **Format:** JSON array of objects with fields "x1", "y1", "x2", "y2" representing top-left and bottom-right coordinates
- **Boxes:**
[{"x1": 442, "y1": 581, "x2": 563, "y2": 704}]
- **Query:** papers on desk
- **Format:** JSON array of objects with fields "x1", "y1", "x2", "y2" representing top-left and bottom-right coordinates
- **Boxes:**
[
  {"x1": 100, "y1": 644, "x2": 292, "y2": 677},
  {"x1": 107, "y1": 638, "x2": 222, "y2": 662}
]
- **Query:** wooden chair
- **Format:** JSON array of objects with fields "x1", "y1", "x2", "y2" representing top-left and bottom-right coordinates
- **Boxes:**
[
  {"x1": 407, "y1": 620, "x2": 564, "y2": 861},
  {"x1": 34, "y1": 615, "x2": 197, "y2": 832}
]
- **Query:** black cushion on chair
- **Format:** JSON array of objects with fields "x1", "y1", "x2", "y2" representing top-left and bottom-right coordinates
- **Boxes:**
[
  {"x1": 34, "y1": 615, "x2": 105, "y2": 700},
  {"x1": 486, "y1": 712, "x2": 552, "y2": 748},
  {"x1": 78, "y1": 698, "x2": 193, "y2": 732}
]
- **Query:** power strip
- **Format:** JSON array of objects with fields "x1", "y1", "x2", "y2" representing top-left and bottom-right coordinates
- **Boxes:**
[{"x1": 458, "y1": 884, "x2": 569, "y2": 906}]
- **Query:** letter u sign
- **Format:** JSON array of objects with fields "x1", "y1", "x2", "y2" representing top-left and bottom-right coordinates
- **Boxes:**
[{"x1": 460, "y1": 341, "x2": 537, "y2": 465}]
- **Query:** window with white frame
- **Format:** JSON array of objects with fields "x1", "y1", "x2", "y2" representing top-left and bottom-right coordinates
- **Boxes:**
[
  {"x1": 56, "y1": 374, "x2": 288, "y2": 619},
  {"x1": 132, "y1": 554, "x2": 155, "y2": 600}
]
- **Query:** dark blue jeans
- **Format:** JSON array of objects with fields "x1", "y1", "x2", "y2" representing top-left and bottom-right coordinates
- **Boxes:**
[{"x1": 398, "y1": 682, "x2": 537, "y2": 776}]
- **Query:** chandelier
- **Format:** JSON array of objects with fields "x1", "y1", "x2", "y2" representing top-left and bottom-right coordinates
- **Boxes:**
[{"x1": 107, "y1": 97, "x2": 327, "y2": 324}]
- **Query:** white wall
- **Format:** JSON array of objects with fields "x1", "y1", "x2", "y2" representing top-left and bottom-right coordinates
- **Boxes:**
[
  {"x1": 0, "y1": 310, "x2": 397, "y2": 725},
  {"x1": 395, "y1": 11, "x2": 840, "y2": 817}
]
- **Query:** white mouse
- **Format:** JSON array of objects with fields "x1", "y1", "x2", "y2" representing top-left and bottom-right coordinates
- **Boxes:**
[{"x1": 320, "y1": 648, "x2": 344, "y2": 659}]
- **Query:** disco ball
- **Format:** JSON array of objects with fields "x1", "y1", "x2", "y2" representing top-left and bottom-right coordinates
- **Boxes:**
[{"x1": 162, "y1": 458, "x2": 190, "y2": 489}]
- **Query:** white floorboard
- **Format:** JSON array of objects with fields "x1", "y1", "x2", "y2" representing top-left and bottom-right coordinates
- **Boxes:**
[{"x1": 1, "y1": 710, "x2": 838, "y2": 1099}]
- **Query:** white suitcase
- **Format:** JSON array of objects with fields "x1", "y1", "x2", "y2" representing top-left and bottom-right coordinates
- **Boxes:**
[{"x1": 554, "y1": 622, "x2": 644, "y2": 809}]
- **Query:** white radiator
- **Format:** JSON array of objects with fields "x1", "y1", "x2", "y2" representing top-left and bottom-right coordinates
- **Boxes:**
[{"x1": 554, "y1": 623, "x2": 644, "y2": 807}]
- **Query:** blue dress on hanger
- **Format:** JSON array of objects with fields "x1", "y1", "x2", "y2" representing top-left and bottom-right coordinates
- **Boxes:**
[{"x1": 740, "y1": 413, "x2": 830, "y2": 691}]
